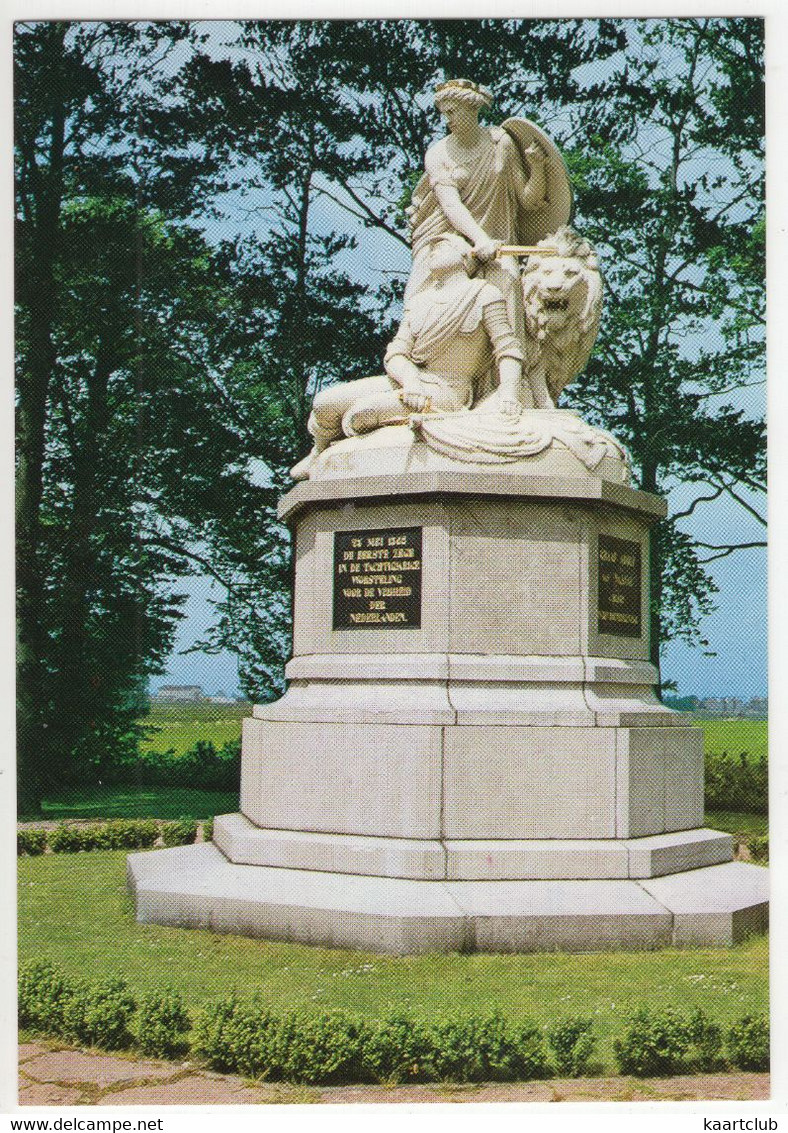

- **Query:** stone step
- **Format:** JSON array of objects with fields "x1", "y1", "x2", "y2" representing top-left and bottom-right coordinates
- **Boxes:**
[
  {"x1": 213, "y1": 813, "x2": 734, "y2": 881},
  {"x1": 127, "y1": 843, "x2": 767, "y2": 954}
]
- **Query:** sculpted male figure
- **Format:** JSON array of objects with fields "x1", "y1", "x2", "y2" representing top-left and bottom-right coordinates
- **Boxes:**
[{"x1": 290, "y1": 233, "x2": 524, "y2": 481}]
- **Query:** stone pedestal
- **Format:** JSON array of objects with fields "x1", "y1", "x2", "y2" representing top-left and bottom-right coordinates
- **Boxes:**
[{"x1": 129, "y1": 426, "x2": 768, "y2": 952}]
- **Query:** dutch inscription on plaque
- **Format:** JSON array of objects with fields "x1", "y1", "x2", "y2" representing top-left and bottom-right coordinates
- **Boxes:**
[
  {"x1": 597, "y1": 534, "x2": 642, "y2": 638},
  {"x1": 333, "y1": 527, "x2": 423, "y2": 629}
]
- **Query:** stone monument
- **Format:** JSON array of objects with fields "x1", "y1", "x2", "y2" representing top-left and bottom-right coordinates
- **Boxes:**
[{"x1": 129, "y1": 78, "x2": 767, "y2": 953}]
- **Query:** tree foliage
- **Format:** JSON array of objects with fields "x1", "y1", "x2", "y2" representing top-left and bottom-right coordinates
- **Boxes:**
[
  {"x1": 560, "y1": 18, "x2": 765, "y2": 667},
  {"x1": 14, "y1": 22, "x2": 279, "y2": 808}
]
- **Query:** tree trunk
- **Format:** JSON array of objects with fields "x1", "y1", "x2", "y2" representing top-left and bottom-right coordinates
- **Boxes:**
[
  {"x1": 15, "y1": 24, "x2": 67, "y2": 812},
  {"x1": 52, "y1": 352, "x2": 113, "y2": 778}
]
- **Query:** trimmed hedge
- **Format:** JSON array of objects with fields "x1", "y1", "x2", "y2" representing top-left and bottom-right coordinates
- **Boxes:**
[
  {"x1": 18, "y1": 962, "x2": 769, "y2": 1082},
  {"x1": 138, "y1": 989, "x2": 191, "y2": 1058},
  {"x1": 63, "y1": 977, "x2": 136, "y2": 1050},
  {"x1": 615, "y1": 1007, "x2": 727, "y2": 1077},
  {"x1": 48, "y1": 820, "x2": 158, "y2": 853},
  {"x1": 547, "y1": 1016, "x2": 596, "y2": 1077},
  {"x1": 705, "y1": 750, "x2": 767, "y2": 815},
  {"x1": 161, "y1": 818, "x2": 199, "y2": 847},
  {"x1": 18, "y1": 818, "x2": 209, "y2": 855},
  {"x1": 747, "y1": 835, "x2": 769, "y2": 863},
  {"x1": 427, "y1": 1011, "x2": 550, "y2": 1083},
  {"x1": 19, "y1": 960, "x2": 77, "y2": 1033},
  {"x1": 360, "y1": 1009, "x2": 434, "y2": 1083},
  {"x1": 727, "y1": 1015, "x2": 769, "y2": 1071},
  {"x1": 17, "y1": 828, "x2": 47, "y2": 856},
  {"x1": 19, "y1": 961, "x2": 135, "y2": 1050}
]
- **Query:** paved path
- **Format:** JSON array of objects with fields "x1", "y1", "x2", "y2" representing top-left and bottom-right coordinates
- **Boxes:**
[{"x1": 17, "y1": 1042, "x2": 769, "y2": 1106}]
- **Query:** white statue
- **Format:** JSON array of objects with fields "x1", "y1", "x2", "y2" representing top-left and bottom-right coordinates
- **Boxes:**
[
  {"x1": 290, "y1": 233, "x2": 525, "y2": 481},
  {"x1": 405, "y1": 77, "x2": 572, "y2": 362},
  {"x1": 288, "y1": 77, "x2": 625, "y2": 483}
]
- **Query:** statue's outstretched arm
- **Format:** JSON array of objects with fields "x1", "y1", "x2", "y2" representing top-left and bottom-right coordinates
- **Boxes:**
[{"x1": 432, "y1": 182, "x2": 499, "y2": 262}]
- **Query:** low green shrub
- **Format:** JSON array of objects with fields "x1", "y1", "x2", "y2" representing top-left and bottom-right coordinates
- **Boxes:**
[
  {"x1": 727, "y1": 1014, "x2": 769, "y2": 1071},
  {"x1": 614, "y1": 1007, "x2": 691, "y2": 1077},
  {"x1": 17, "y1": 828, "x2": 47, "y2": 856},
  {"x1": 687, "y1": 1007, "x2": 724, "y2": 1071},
  {"x1": 18, "y1": 960, "x2": 77, "y2": 1033},
  {"x1": 161, "y1": 818, "x2": 199, "y2": 847},
  {"x1": 16, "y1": 963, "x2": 767, "y2": 1082},
  {"x1": 271, "y1": 1009, "x2": 372, "y2": 1084},
  {"x1": 221, "y1": 999, "x2": 279, "y2": 1079},
  {"x1": 705, "y1": 750, "x2": 767, "y2": 815},
  {"x1": 138, "y1": 989, "x2": 192, "y2": 1059},
  {"x1": 49, "y1": 823, "x2": 95, "y2": 853},
  {"x1": 747, "y1": 835, "x2": 769, "y2": 863},
  {"x1": 203, "y1": 818, "x2": 214, "y2": 842},
  {"x1": 547, "y1": 1016, "x2": 596, "y2": 1077},
  {"x1": 63, "y1": 977, "x2": 136, "y2": 1050},
  {"x1": 361, "y1": 1009, "x2": 434, "y2": 1083},
  {"x1": 193, "y1": 996, "x2": 246, "y2": 1074},
  {"x1": 94, "y1": 819, "x2": 159, "y2": 850},
  {"x1": 194, "y1": 999, "x2": 369, "y2": 1084},
  {"x1": 49, "y1": 819, "x2": 158, "y2": 852},
  {"x1": 510, "y1": 1018, "x2": 552, "y2": 1081},
  {"x1": 428, "y1": 1012, "x2": 550, "y2": 1083}
]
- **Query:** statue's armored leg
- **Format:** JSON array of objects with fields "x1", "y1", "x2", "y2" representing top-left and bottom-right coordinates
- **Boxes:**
[
  {"x1": 485, "y1": 256, "x2": 527, "y2": 356},
  {"x1": 290, "y1": 377, "x2": 398, "y2": 480},
  {"x1": 341, "y1": 390, "x2": 409, "y2": 437}
]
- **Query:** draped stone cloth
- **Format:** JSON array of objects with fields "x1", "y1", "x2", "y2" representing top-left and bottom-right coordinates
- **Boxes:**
[
  {"x1": 410, "y1": 128, "x2": 524, "y2": 259},
  {"x1": 412, "y1": 408, "x2": 631, "y2": 476},
  {"x1": 405, "y1": 127, "x2": 527, "y2": 311}
]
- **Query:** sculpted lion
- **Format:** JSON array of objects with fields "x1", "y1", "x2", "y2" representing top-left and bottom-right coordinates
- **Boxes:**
[{"x1": 521, "y1": 226, "x2": 603, "y2": 408}]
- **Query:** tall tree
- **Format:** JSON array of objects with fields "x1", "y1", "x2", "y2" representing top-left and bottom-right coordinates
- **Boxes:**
[
  {"x1": 14, "y1": 22, "x2": 276, "y2": 809},
  {"x1": 559, "y1": 17, "x2": 765, "y2": 672}
]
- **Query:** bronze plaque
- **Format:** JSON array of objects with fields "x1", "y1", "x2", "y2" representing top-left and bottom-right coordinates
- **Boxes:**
[
  {"x1": 597, "y1": 534, "x2": 642, "y2": 638},
  {"x1": 333, "y1": 527, "x2": 423, "y2": 629}
]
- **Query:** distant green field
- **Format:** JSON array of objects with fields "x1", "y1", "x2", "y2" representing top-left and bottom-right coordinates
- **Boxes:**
[
  {"x1": 700, "y1": 718, "x2": 767, "y2": 759},
  {"x1": 140, "y1": 700, "x2": 251, "y2": 755},
  {"x1": 138, "y1": 703, "x2": 767, "y2": 760}
]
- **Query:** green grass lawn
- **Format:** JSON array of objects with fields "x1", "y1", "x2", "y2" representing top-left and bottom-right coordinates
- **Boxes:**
[
  {"x1": 31, "y1": 786, "x2": 238, "y2": 822},
  {"x1": 706, "y1": 812, "x2": 768, "y2": 839},
  {"x1": 701, "y1": 718, "x2": 767, "y2": 759},
  {"x1": 18, "y1": 849, "x2": 768, "y2": 1072},
  {"x1": 140, "y1": 701, "x2": 250, "y2": 755}
]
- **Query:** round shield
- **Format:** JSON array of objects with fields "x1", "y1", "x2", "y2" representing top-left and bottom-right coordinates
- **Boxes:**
[{"x1": 500, "y1": 117, "x2": 573, "y2": 244}]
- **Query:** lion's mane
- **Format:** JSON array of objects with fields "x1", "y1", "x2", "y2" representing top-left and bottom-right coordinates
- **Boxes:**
[{"x1": 521, "y1": 226, "x2": 603, "y2": 402}]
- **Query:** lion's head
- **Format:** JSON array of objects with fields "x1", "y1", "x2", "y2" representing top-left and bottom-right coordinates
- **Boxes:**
[{"x1": 521, "y1": 227, "x2": 603, "y2": 401}]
